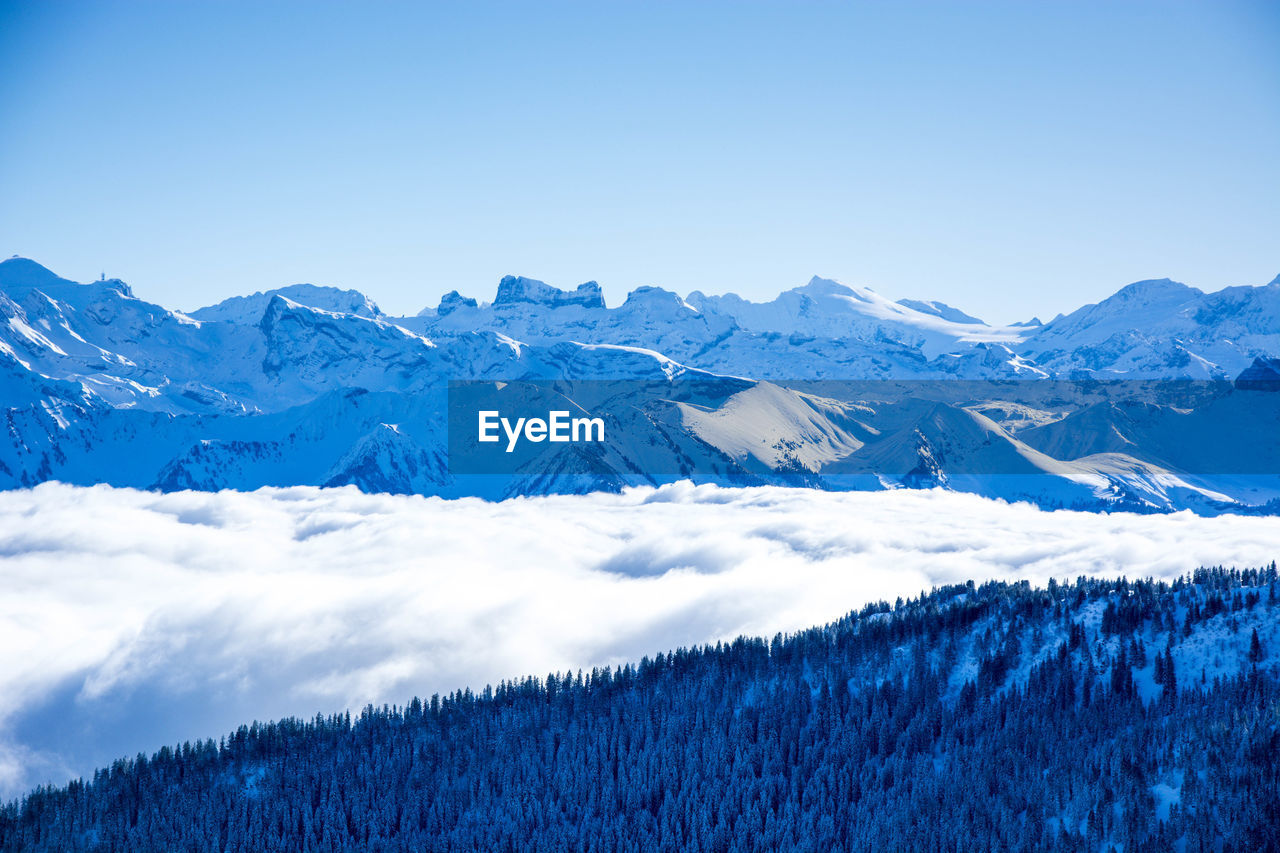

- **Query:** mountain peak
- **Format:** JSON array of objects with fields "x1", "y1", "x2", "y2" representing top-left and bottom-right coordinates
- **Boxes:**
[
  {"x1": 437, "y1": 290, "x2": 479, "y2": 317},
  {"x1": 193, "y1": 284, "x2": 380, "y2": 324},
  {"x1": 1110, "y1": 278, "x2": 1202, "y2": 303},
  {"x1": 620, "y1": 286, "x2": 695, "y2": 312},
  {"x1": 493, "y1": 276, "x2": 605, "y2": 310},
  {"x1": 799, "y1": 275, "x2": 856, "y2": 297},
  {"x1": 0, "y1": 257, "x2": 60, "y2": 288}
]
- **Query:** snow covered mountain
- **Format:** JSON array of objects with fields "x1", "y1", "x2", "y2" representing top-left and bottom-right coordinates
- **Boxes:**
[
  {"x1": 686, "y1": 275, "x2": 1026, "y2": 358},
  {"x1": 2, "y1": 256, "x2": 1277, "y2": 512},
  {"x1": 1021, "y1": 276, "x2": 1280, "y2": 379}
]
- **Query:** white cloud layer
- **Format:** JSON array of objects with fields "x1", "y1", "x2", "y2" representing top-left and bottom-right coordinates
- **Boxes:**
[{"x1": 1, "y1": 482, "x2": 1278, "y2": 798}]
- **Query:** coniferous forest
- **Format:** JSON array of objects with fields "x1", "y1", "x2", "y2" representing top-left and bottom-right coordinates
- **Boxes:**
[{"x1": 4, "y1": 567, "x2": 1279, "y2": 852}]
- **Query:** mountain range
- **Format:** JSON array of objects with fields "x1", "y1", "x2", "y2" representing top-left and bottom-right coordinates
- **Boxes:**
[{"x1": 2, "y1": 256, "x2": 1278, "y2": 512}]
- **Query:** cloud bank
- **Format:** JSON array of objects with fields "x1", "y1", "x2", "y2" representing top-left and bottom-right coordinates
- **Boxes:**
[{"x1": 1, "y1": 482, "x2": 1278, "y2": 798}]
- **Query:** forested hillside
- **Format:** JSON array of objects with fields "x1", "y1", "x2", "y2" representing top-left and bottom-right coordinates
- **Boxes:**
[{"x1": 4, "y1": 567, "x2": 1279, "y2": 852}]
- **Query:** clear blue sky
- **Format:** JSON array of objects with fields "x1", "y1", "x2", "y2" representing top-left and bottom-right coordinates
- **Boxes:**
[{"x1": 1, "y1": 0, "x2": 1276, "y2": 322}]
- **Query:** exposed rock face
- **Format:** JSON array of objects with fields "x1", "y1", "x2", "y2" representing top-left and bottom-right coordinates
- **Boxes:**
[
  {"x1": 493, "y1": 276, "x2": 605, "y2": 309},
  {"x1": 1235, "y1": 356, "x2": 1280, "y2": 391}
]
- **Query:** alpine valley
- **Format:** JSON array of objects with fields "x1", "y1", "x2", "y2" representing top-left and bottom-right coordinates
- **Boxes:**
[{"x1": 2, "y1": 257, "x2": 1278, "y2": 513}]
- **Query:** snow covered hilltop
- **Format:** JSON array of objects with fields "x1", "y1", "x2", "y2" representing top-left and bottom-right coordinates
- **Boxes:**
[{"x1": 2, "y1": 257, "x2": 1278, "y2": 511}]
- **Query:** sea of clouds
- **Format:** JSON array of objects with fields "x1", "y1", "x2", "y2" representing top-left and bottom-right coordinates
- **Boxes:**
[{"x1": 2, "y1": 481, "x2": 1279, "y2": 798}]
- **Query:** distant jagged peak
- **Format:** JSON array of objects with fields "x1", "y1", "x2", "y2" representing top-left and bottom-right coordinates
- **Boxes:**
[
  {"x1": 684, "y1": 289, "x2": 741, "y2": 311},
  {"x1": 896, "y1": 298, "x2": 985, "y2": 325},
  {"x1": 193, "y1": 283, "x2": 382, "y2": 323},
  {"x1": 257, "y1": 290, "x2": 442, "y2": 350},
  {"x1": 493, "y1": 275, "x2": 605, "y2": 310},
  {"x1": 619, "y1": 285, "x2": 698, "y2": 314},
  {"x1": 258, "y1": 293, "x2": 364, "y2": 331},
  {"x1": 276, "y1": 284, "x2": 381, "y2": 317},
  {"x1": 436, "y1": 290, "x2": 479, "y2": 317},
  {"x1": 258, "y1": 292, "x2": 418, "y2": 333}
]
